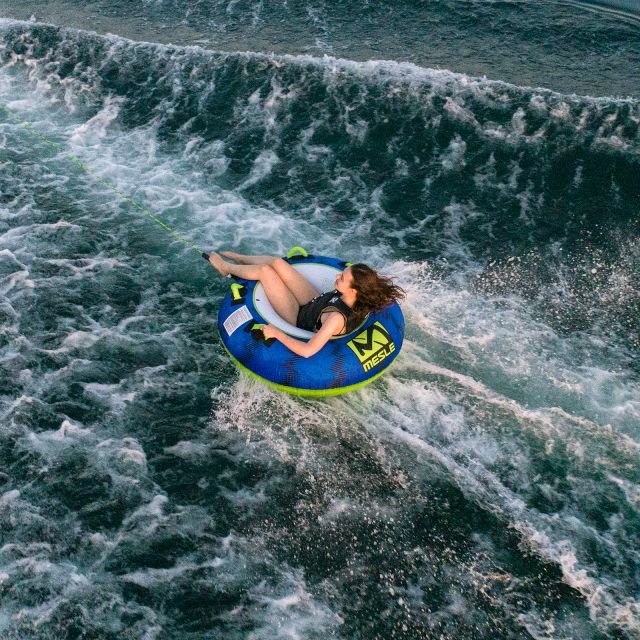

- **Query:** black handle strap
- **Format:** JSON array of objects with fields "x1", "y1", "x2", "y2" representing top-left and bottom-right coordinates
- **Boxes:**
[{"x1": 251, "y1": 328, "x2": 276, "y2": 347}]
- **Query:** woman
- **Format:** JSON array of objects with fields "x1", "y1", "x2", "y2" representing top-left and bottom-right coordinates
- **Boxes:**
[{"x1": 208, "y1": 250, "x2": 404, "y2": 358}]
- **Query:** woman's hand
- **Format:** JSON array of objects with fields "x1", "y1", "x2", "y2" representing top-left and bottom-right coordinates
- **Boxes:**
[
  {"x1": 260, "y1": 314, "x2": 344, "y2": 358},
  {"x1": 262, "y1": 324, "x2": 281, "y2": 341}
]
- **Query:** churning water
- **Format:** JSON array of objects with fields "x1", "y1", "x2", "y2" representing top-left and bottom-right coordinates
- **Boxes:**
[{"x1": 0, "y1": 1, "x2": 639, "y2": 638}]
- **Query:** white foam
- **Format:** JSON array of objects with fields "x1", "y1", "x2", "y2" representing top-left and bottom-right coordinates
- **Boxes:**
[
  {"x1": 444, "y1": 96, "x2": 479, "y2": 126},
  {"x1": 317, "y1": 498, "x2": 356, "y2": 522},
  {"x1": 116, "y1": 447, "x2": 147, "y2": 466},
  {"x1": 239, "y1": 150, "x2": 280, "y2": 190},
  {"x1": 130, "y1": 494, "x2": 168, "y2": 519},
  {"x1": 122, "y1": 558, "x2": 226, "y2": 587},
  {"x1": 61, "y1": 331, "x2": 101, "y2": 349},
  {"x1": 83, "y1": 383, "x2": 136, "y2": 411},
  {"x1": 94, "y1": 437, "x2": 149, "y2": 479},
  {"x1": 439, "y1": 134, "x2": 467, "y2": 172},
  {"x1": 219, "y1": 484, "x2": 268, "y2": 508},
  {"x1": 164, "y1": 440, "x2": 211, "y2": 459},
  {"x1": 69, "y1": 96, "x2": 124, "y2": 147},
  {"x1": 246, "y1": 568, "x2": 343, "y2": 639},
  {"x1": 606, "y1": 473, "x2": 640, "y2": 508},
  {"x1": 52, "y1": 419, "x2": 92, "y2": 439},
  {"x1": 0, "y1": 489, "x2": 20, "y2": 506}
]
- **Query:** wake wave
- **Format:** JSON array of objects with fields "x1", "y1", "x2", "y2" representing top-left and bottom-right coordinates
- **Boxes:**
[{"x1": 1, "y1": 17, "x2": 639, "y2": 639}]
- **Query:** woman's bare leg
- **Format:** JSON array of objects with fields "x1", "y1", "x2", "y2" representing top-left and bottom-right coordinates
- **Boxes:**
[
  {"x1": 270, "y1": 258, "x2": 320, "y2": 305},
  {"x1": 221, "y1": 251, "x2": 274, "y2": 265},
  {"x1": 215, "y1": 252, "x2": 320, "y2": 305},
  {"x1": 208, "y1": 252, "x2": 300, "y2": 324}
]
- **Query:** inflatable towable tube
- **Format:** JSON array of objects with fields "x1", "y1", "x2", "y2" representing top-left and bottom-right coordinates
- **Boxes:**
[{"x1": 217, "y1": 248, "x2": 405, "y2": 397}]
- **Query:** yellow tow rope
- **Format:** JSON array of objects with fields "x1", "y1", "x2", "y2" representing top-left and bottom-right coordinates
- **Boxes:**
[{"x1": 0, "y1": 102, "x2": 209, "y2": 259}]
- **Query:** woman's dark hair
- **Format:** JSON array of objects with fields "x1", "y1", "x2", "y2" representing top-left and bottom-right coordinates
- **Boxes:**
[{"x1": 349, "y1": 263, "x2": 405, "y2": 324}]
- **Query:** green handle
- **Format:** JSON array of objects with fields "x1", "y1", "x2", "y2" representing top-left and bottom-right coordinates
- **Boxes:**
[{"x1": 287, "y1": 246, "x2": 308, "y2": 259}]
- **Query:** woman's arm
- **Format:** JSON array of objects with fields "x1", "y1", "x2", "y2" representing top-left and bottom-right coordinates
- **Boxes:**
[{"x1": 262, "y1": 313, "x2": 344, "y2": 358}]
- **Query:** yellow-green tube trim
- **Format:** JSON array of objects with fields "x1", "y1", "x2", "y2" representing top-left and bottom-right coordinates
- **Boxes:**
[{"x1": 222, "y1": 344, "x2": 393, "y2": 397}]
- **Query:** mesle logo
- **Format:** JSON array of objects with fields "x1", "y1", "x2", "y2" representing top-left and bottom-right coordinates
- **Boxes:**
[{"x1": 347, "y1": 322, "x2": 395, "y2": 372}]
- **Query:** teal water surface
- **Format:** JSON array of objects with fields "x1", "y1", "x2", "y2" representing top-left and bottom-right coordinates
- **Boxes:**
[{"x1": 0, "y1": 2, "x2": 639, "y2": 639}]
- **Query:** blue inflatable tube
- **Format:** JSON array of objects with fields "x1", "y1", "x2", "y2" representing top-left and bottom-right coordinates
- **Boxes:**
[{"x1": 217, "y1": 249, "x2": 404, "y2": 397}]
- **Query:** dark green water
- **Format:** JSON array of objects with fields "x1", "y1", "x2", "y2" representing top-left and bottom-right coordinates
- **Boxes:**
[{"x1": 0, "y1": 2, "x2": 639, "y2": 638}]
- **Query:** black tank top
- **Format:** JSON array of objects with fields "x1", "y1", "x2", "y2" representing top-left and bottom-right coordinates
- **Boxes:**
[{"x1": 296, "y1": 290, "x2": 359, "y2": 335}]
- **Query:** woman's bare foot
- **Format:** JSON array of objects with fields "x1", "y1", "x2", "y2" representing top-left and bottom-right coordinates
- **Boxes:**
[{"x1": 208, "y1": 251, "x2": 230, "y2": 276}]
